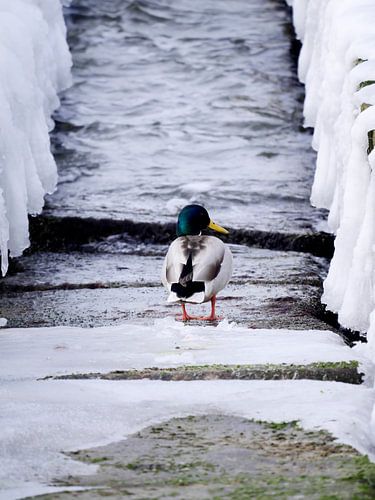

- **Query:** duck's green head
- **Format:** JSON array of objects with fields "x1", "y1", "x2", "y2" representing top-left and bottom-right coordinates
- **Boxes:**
[{"x1": 176, "y1": 204, "x2": 229, "y2": 237}]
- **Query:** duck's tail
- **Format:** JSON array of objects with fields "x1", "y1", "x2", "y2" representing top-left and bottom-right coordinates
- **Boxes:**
[
  {"x1": 167, "y1": 290, "x2": 205, "y2": 304},
  {"x1": 167, "y1": 253, "x2": 206, "y2": 303}
]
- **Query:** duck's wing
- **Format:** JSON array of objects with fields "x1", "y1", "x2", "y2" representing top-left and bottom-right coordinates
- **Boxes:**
[
  {"x1": 162, "y1": 236, "x2": 224, "y2": 282},
  {"x1": 204, "y1": 244, "x2": 233, "y2": 299},
  {"x1": 190, "y1": 236, "x2": 225, "y2": 282},
  {"x1": 161, "y1": 236, "x2": 232, "y2": 302},
  {"x1": 161, "y1": 237, "x2": 188, "y2": 288}
]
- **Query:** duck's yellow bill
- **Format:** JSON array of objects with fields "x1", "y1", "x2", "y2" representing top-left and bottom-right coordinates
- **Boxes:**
[{"x1": 208, "y1": 220, "x2": 229, "y2": 234}]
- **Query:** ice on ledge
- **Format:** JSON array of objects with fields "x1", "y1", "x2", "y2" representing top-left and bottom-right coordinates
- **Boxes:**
[
  {"x1": 288, "y1": 0, "x2": 375, "y2": 336},
  {"x1": 0, "y1": 0, "x2": 71, "y2": 275}
]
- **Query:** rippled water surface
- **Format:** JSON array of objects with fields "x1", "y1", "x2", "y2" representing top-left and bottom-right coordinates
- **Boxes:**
[{"x1": 49, "y1": 0, "x2": 324, "y2": 232}]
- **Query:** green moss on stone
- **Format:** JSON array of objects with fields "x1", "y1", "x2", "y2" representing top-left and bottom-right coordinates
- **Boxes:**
[
  {"x1": 359, "y1": 80, "x2": 375, "y2": 90},
  {"x1": 261, "y1": 421, "x2": 300, "y2": 431},
  {"x1": 50, "y1": 360, "x2": 363, "y2": 384},
  {"x1": 87, "y1": 456, "x2": 109, "y2": 464}
]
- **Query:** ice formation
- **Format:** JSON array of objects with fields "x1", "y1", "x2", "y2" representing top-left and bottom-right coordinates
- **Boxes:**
[
  {"x1": 287, "y1": 0, "x2": 375, "y2": 337},
  {"x1": 0, "y1": 0, "x2": 71, "y2": 275}
]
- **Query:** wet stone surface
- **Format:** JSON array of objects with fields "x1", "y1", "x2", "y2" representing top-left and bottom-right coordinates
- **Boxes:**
[
  {"x1": 35, "y1": 415, "x2": 375, "y2": 500},
  {"x1": 0, "y1": 244, "x2": 330, "y2": 330}
]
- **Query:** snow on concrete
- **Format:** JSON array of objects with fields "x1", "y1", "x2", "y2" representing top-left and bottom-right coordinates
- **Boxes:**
[
  {"x1": 0, "y1": 0, "x2": 71, "y2": 276},
  {"x1": 287, "y1": 0, "x2": 375, "y2": 334},
  {"x1": 1, "y1": 379, "x2": 374, "y2": 499},
  {"x1": 0, "y1": 318, "x2": 370, "y2": 380},
  {"x1": 0, "y1": 319, "x2": 374, "y2": 498}
]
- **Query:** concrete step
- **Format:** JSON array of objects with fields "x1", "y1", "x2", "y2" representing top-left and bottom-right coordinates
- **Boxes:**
[
  {"x1": 1, "y1": 243, "x2": 331, "y2": 330},
  {"x1": 45, "y1": 361, "x2": 363, "y2": 385}
]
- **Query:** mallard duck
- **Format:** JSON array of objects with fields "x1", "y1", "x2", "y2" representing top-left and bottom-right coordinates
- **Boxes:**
[{"x1": 161, "y1": 204, "x2": 233, "y2": 321}]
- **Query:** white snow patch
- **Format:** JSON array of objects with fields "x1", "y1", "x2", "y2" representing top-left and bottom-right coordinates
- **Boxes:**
[
  {"x1": 0, "y1": 379, "x2": 374, "y2": 499},
  {"x1": 0, "y1": 0, "x2": 72, "y2": 275},
  {"x1": 0, "y1": 318, "x2": 370, "y2": 380},
  {"x1": 0, "y1": 319, "x2": 374, "y2": 498}
]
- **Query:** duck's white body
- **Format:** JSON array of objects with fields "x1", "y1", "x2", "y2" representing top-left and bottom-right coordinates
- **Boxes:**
[{"x1": 161, "y1": 235, "x2": 233, "y2": 304}]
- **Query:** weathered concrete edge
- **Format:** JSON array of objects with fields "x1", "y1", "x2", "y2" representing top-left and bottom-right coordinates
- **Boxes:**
[
  {"x1": 28, "y1": 215, "x2": 334, "y2": 257},
  {"x1": 41, "y1": 361, "x2": 363, "y2": 384}
]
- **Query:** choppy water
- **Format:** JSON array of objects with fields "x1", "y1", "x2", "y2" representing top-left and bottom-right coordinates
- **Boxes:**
[{"x1": 49, "y1": 0, "x2": 324, "y2": 232}]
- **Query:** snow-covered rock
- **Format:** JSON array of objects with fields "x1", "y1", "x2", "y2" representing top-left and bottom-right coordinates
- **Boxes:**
[
  {"x1": 288, "y1": 0, "x2": 375, "y2": 335},
  {"x1": 0, "y1": 0, "x2": 71, "y2": 275}
]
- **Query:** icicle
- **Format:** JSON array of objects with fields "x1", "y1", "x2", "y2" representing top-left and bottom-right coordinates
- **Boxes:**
[
  {"x1": 339, "y1": 150, "x2": 375, "y2": 332},
  {"x1": 289, "y1": 0, "x2": 375, "y2": 334},
  {"x1": 0, "y1": 0, "x2": 72, "y2": 275}
]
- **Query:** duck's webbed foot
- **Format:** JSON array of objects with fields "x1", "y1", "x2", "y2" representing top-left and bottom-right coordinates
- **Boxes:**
[
  {"x1": 175, "y1": 297, "x2": 223, "y2": 322},
  {"x1": 192, "y1": 296, "x2": 223, "y2": 321}
]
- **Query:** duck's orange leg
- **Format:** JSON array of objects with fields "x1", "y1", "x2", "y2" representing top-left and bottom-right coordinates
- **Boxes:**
[
  {"x1": 175, "y1": 303, "x2": 194, "y2": 321},
  {"x1": 176, "y1": 296, "x2": 222, "y2": 322},
  {"x1": 196, "y1": 295, "x2": 222, "y2": 321},
  {"x1": 207, "y1": 295, "x2": 219, "y2": 321}
]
